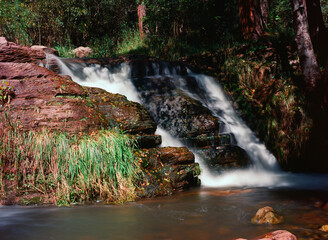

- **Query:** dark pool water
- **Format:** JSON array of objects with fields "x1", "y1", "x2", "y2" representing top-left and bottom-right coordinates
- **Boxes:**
[{"x1": 1, "y1": 188, "x2": 328, "y2": 240}]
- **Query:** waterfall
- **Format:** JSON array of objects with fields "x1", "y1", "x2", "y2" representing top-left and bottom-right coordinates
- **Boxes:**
[{"x1": 48, "y1": 55, "x2": 328, "y2": 189}]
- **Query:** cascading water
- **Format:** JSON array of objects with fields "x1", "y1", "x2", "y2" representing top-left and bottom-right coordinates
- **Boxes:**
[{"x1": 48, "y1": 54, "x2": 328, "y2": 189}]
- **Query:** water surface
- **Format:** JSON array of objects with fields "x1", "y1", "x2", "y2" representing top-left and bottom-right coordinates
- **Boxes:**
[{"x1": 1, "y1": 187, "x2": 328, "y2": 240}]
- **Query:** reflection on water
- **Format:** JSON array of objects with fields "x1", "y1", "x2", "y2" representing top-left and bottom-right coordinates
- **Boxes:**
[{"x1": 1, "y1": 188, "x2": 328, "y2": 240}]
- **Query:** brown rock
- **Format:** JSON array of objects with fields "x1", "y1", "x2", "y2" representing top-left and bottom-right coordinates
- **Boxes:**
[
  {"x1": 251, "y1": 206, "x2": 284, "y2": 224},
  {"x1": 135, "y1": 147, "x2": 200, "y2": 197},
  {"x1": 72, "y1": 46, "x2": 93, "y2": 58},
  {"x1": 320, "y1": 225, "x2": 328, "y2": 232},
  {"x1": 159, "y1": 147, "x2": 195, "y2": 165},
  {"x1": 86, "y1": 87, "x2": 157, "y2": 135}
]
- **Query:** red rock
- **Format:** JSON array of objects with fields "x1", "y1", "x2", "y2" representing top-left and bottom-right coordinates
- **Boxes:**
[
  {"x1": 0, "y1": 62, "x2": 104, "y2": 133},
  {"x1": 0, "y1": 62, "x2": 56, "y2": 79},
  {"x1": 0, "y1": 37, "x2": 53, "y2": 64},
  {"x1": 253, "y1": 230, "x2": 297, "y2": 240},
  {"x1": 0, "y1": 37, "x2": 35, "y2": 63}
]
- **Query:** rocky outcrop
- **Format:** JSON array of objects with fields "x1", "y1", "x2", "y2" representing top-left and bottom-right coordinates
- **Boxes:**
[
  {"x1": 0, "y1": 62, "x2": 104, "y2": 133},
  {"x1": 0, "y1": 37, "x2": 200, "y2": 203},
  {"x1": 49, "y1": 56, "x2": 252, "y2": 172},
  {"x1": 252, "y1": 206, "x2": 284, "y2": 225},
  {"x1": 0, "y1": 37, "x2": 56, "y2": 64}
]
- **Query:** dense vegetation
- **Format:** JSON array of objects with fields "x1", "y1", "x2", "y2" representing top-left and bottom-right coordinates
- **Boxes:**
[
  {"x1": 1, "y1": 0, "x2": 328, "y2": 171},
  {"x1": 0, "y1": 118, "x2": 140, "y2": 205}
]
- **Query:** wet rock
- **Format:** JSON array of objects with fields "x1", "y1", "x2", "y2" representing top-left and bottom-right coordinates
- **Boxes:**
[
  {"x1": 253, "y1": 230, "x2": 297, "y2": 240},
  {"x1": 132, "y1": 77, "x2": 219, "y2": 138},
  {"x1": 194, "y1": 145, "x2": 251, "y2": 171},
  {"x1": 72, "y1": 46, "x2": 94, "y2": 58},
  {"x1": 235, "y1": 230, "x2": 297, "y2": 240},
  {"x1": 251, "y1": 206, "x2": 284, "y2": 224},
  {"x1": 86, "y1": 87, "x2": 157, "y2": 135},
  {"x1": 135, "y1": 147, "x2": 200, "y2": 198}
]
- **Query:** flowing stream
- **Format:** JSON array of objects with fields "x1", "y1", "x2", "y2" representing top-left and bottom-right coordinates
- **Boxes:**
[
  {"x1": 47, "y1": 55, "x2": 328, "y2": 189},
  {"x1": 1, "y1": 188, "x2": 328, "y2": 240}
]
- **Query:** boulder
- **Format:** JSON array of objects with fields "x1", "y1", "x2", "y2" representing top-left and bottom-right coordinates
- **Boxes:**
[
  {"x1": 253, "y1": 230, "x2": 297, "y2": 240},
  {"x1": 72, "y1": 46, "x2": 94, "y2": 58},
  {"x1": 194, "y1": 145, "x2": 251, "y2": 171},
  {"x1": 132, "y1": 77, "x2": 219, "y2": 138},
  {"x1": 235, "y1": 230, "x2": 297, "y2": 240},
  {"x1": 86, "y1": 87, "x2": 157, "y2": 135},
  {"x1": 135, "y1": 147, "x2": 200, "y2": 197},
  {"x1": 251, "y1": 206, "x2": 284, "y2": 224}
]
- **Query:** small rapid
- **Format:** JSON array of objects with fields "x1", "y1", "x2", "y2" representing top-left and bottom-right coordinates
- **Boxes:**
[{"x1": 47, "y1": 54, "x2": 328, "y2": 189}]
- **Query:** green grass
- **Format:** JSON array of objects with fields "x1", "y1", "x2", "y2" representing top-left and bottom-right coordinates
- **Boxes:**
[{"x1": 0, "y1": 124, "x2": 140, "y2": 205}]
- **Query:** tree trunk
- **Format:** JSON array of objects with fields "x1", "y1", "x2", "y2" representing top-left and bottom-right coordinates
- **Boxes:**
[
  {"x1": 239, "y1": 0, "x2": 268, "y2": 40},
  {"x1": 305, "y1": 0, "x2": 328, "y2": 66},
  {"x1": 292, "y1": 0, "x2": 321, "y2": 93},
  {"x1": 138, "y1": 3, "x2": 146, "y2": 38},
  {"x1": 292, "y1": 0, "x2": 328, "y2": 171}
]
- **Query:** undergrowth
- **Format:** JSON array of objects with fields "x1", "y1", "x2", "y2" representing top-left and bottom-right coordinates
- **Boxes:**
[
  {"x1": 219, "y1": 43, "x2": 312, "y2": 168},
  {"x1": 0, "y1": 121, "x2": 140, "y2": 205}
]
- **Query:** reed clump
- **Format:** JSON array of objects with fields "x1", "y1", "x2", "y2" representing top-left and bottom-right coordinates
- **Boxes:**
[{"x1": 0, "y1": 124, "x2": 140, "y2": 205}]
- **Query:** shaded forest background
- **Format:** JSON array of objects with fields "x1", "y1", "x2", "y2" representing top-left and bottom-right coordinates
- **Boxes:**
[
  {"x1": 3, "y1": 0, "x2": 327, "y2": 58},
  {"x1": 1, "y1": 0, "x2": 328, "y2": 172}
]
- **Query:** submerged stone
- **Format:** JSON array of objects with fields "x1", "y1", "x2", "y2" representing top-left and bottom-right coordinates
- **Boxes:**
[{"x1": 251, "y1": 206, "x2": 284, "y2": 225}]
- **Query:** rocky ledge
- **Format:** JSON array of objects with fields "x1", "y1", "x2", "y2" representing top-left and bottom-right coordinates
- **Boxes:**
[{"x1": 0, "y1": 37, "x2": 200, "y2": 204}]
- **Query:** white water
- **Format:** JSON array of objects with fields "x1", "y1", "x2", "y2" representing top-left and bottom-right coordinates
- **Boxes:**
[{"x1": 49, "y1": 55, "x2": 328, "y2": 189}]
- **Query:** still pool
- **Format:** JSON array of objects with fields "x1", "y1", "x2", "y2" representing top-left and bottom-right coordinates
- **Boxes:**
[{"x1": 1, "y1": 188, "x2": 328, "y2": 240}]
